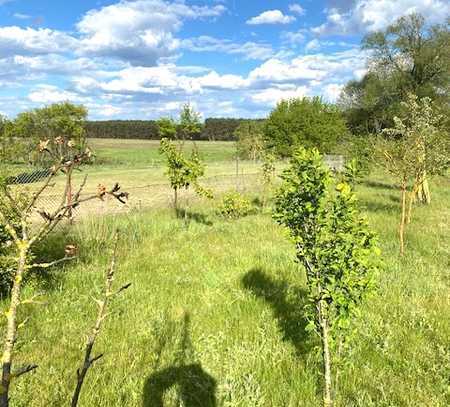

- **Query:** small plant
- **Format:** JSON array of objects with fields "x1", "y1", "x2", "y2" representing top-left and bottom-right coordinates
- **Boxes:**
[
  {"x1": 217, "y1": 191, "x2": 252, "y2": 219},
  {"x1": 71, "y1": 233, "x2": 131, "y2": 407},
  {"x1": 159, "y1": 138, "x2": 212, "y2": 211},
  {"x1": 260, "y1": 153, "x2": 276, "y2": 207},
  {"x1": 274, "y1": 147, "x2": 381, "y2": 407}
]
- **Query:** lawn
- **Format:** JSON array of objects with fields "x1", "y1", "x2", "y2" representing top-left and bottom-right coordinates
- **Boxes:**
[{"x1": 6, "y1": 168, "x2": 449, "y2": 406}]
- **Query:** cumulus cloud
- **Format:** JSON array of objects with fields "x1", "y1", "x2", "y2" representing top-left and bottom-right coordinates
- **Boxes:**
[
  {"x1": 280, "y1": 29, "x2": 307, "y2": 45},
  {"x1": 305, "y1": 39, "x2": 321, "y2": 52},
  {"x1": 250, "y1": 85, "x2": 310, "y2": 106},
  {"x1": 28, "y1": 84, "x2": 90, "y2": 104},
  {"x1": 0, "y1": 26, "x2": 76, "y2": 57},
  {"x1": 76, "y1": 0, "x2": 226, "y2": 66},
  {"x1": 313, "y1": 0, "x2": 450, "y2": 35},
  {"x1": 247, "y1": 10, "x2": 296, "y2": 25}
]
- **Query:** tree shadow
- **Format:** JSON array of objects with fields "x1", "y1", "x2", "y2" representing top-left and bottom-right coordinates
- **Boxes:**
[
  {"x1": 359, "y1": 198, "x2": 398, "y2": 213},
  {"x1": 242, "y1": 267, "x2": 313, "y2": 356},
  {"x1": 143, "y1": 312, "x2": 217, "y2": 407},
  {"x1": 175, "y1": 208, "x2": 213, "y2": 226}
]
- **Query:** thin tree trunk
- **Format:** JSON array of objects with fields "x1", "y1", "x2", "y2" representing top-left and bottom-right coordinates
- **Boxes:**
[
  {"x1": 173, "y1": 188, "x2": 178, "y2": 212},
  {"x1": 399, "y1": 181, "x2": 407, "y2": 256},
  {"x1": 319, "y1": 302, "x2": 333, "y2": 407},
  {"x1": 0, "y1": 245, "x2": 28, "y2": 407},
  {"x1": 414, "y1": 175, "x2": 430, "y2": 204}
]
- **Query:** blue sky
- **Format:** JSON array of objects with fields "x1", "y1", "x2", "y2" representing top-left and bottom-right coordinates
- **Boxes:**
[{"x1": 0, "y1": 0, "x2": 448, "y2": 119}]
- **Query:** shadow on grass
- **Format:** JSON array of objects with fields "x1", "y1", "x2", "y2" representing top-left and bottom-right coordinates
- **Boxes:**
[
  {"x1": 364, "y1": 180, "x2": 397, "y2": 190},
  {"x1": 175, "y1": 208, "x2": 213, "y2": 226},
  {"x1": 143, "y1": 313, "x2": 217, "y2": 407},
  {"x1": 242, "y1": 267, "x2": 312, "y2": 356}
]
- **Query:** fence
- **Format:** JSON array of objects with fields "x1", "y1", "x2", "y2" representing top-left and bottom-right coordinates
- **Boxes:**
[{"x1": 6, "y1": 155, "x2": 344, "y2": 225}]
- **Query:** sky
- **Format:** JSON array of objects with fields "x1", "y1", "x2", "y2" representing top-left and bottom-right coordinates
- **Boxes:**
[{"x1": 0, "y1": 0, "x2": 449, "y2": 120}]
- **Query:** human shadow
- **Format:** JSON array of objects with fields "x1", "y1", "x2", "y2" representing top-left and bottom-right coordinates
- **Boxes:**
[
  {"x1": 242, "y1": 267, "x2": 312, "y2": 356},
  {"x1": 175, "y1": 208, "x2": 213, "y2": 226},
  {"x1": 142, "y1": 312, "x2": 217, "y2": 407}
]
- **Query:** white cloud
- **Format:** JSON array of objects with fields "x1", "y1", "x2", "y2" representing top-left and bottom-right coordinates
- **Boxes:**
[
  {"x1": 28, "y1": 85, "x2": 90, "y2": 104},
  {"x1": 13, "y1": 13, "x2": 32, "y2": 19},
  {"x1": 76, "y1": 0, "x2": 226, "y2": 66},
  {"x1": 280, "y1": 29, "x2": 306, "y2": 45},
  {"x1": 322, "y1": 83, "x2": 344, "y2": 102},
  {"x1": 289, "y1": 4, "x2": 306, "y2": 16},
  {"x1": 313, "y1": 0, "x2": 450, "y2": 35},
  {"x1": 0, "y1": 26, "x2": 76, "y2": 57},
  {"x1": 181, "y1": 36, "x2": 274, "y2": 60},
  {"x1": 247, "y1": 10, "x2": 296, "y2": 25},
  {"x1": 251, "y1": 85, "x2": 310, "y2": 106}
]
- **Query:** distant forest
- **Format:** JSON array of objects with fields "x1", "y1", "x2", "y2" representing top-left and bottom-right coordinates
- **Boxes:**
[{"x1": 85, "y1": 118, "x2": 264, "y2": 141}]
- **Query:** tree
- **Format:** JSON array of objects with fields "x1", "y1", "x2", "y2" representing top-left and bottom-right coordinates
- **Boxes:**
[
  {"x1": 159, "y1": 138, "x2": 211, "y2": 211},
  {"x1": 274, "y1": 148, "x2": 380, "y2": 406},
  {"x1": 264, "y1": 97, "x2": 348, "y2": 157},
  {"x1": 340, "y1": 13, "x2": 450, "y2": 136},
  {"x1": 156, "y1": 117, "x2": 177, "y2": 140},
  {"x1": 178, "y1": 103, "x2": 202, "y2": 142},
  {"x1": 376, "y1": 94, "x2": 449, "y2": 255},
  {"x1": 235, "y1": 120, "x2": 265, "y2": 161},
  {"x1": 11, "y1": 102, "x2": 88, "y2": 165}
]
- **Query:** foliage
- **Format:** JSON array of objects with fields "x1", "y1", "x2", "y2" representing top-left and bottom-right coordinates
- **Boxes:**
[
  {"x1": 178, "y1": 104, "x2": 202, "y2": 141},
  {"x1": 341, "y1": 158, "x2": 363, "y2": 187},
  {"x1": 156, "y1": 117, "x2": 177, "y2": 140},
  {"x1": 235, "y1": 120, "x2": 265, "y2": 161},
  {"x1": 202, "y1": 118, "x2": 245, "y2": 141},
  {"x1": 159, "y1": 138, "x2": 212, "y2": 209},
  {"x1": 376, "y1": 93, "x2": 449, "y2": 254},
  {"x1": 274, "y1": 147, "x2": 380, "y2": 405},
  {"x1": 86, "y1": 120, "x2": 160, "y2": 140},
  {"x1": 264, "y1": 97, "x2": 348, "y2": 157},
  {"x1": 340, "y1": 13, "x2": 450, "y2": 134},
  {"x1": 11, "y1": 102, "x2": 88, "y2": 165},
  {"x1": 217, "y1": 191, "x2": 252, "y2": 219}
]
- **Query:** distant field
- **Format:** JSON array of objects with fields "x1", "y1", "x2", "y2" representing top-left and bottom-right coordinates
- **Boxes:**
[{"x1": 88, "y1": 138, "x2": 237, "y2": 167}]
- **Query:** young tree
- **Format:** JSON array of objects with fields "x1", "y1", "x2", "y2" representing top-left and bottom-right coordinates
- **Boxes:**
[
  {"x1": 234, "y1": 120, "x2": 265, "y2": 161},
  {"x1": 377, "y1": 94, "x2": 448, "y2": 255},
  {"x1": 178, "y1": 103, "x2": 202, "y2": 142},
  {"x1": 274, "y1": 148, "x2": 380, "y2": 406},
  {"x1": 0, "y1": 139, "x2": 127, "y2": 406},
  {"x1": 159, "y1": 138, "x2": 212, "y2": 211},
  {"x1": 264, "y1": 97, "x2": 348, "y2": 157}
]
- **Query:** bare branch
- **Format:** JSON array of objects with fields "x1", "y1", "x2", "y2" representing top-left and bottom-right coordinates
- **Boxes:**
[
  {"x1": 27, "y1": 256, "x2": 76, "y2": 270},
  {"x1": 12, "y1": 364, "x2": 38, "y2": 379}
]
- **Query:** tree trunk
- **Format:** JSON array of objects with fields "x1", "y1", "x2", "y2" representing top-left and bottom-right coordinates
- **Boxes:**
[
  {"x1": 173, "y1": 188, "x2": 178, "y2": 212},
  {"x1": 319, "y1": 303, "x2": 333, "y2": 407},
  {"x1": 399, "y1": 181, "x2": 407, "y2": 256},
  {"x1": 0, "y1": 245, "x2": 28, "y2": 407},
  {"x1": 413, "y1": 174, "x2": 430, "y2": 204}
]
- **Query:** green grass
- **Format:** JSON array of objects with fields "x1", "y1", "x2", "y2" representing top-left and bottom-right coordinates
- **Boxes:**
[
  {"x1": 88, "y1": 138, "x2": 237, "y2": 168},
  {"x1": 5, "y1": 172, "x2": 449, "y2": 406}
]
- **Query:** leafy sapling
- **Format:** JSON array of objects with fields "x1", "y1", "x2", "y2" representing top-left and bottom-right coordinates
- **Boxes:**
[
  {"x1": 159, "y1": 138, "x2": 212, "y2": 212},
  {"x1": 274, "y1": 148, "x2": 380, "y2": 407}
]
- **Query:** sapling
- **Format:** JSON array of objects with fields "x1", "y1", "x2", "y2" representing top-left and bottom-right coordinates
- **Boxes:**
[
  {"x1": 0, "y1": 138, "x2": 128, "y2": 406},
  {"x1": 71, "y1": 232, "x2": 131, "y2": 407},
  {"x1": 260, "y1": 153, "x2": 276, "y2": 207},
  {"x1": 159, "y1": 138, "x2": 212, "y2": 212},
  {"x1": 377, "y1": 94, "x2": 448, "y2": 254},
  {"x1": 274, "y1": 148, "x2": 380, "y2": 406}
]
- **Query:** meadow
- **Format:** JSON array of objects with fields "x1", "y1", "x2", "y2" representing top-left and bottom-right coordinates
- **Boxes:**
[{"x1": 3, "y1": 140, "x2": 450, "y2": 406}]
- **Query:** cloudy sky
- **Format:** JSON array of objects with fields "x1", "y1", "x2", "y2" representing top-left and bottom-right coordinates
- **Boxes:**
[{"x1": 0, "y1": 0, "x2": 448, "y2": 119}]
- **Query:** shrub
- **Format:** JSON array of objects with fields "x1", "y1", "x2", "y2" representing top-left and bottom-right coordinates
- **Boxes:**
[{"x1": 217, "y1": 191, "x2": 252, "y2": 219}]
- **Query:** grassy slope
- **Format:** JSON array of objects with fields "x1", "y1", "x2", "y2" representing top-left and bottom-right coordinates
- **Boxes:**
[{"x1": 8, "y1": 172, "x2": 449, "y2": 406}]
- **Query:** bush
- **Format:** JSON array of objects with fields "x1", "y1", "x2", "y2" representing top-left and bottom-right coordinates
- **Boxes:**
[{"x1": 217, "y1": 191, "x2": 252, "y2": 219}]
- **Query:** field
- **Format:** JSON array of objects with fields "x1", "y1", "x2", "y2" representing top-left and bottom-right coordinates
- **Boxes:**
[{"x1": 3, "y1": 140, "x2": 450, "y2": 406}]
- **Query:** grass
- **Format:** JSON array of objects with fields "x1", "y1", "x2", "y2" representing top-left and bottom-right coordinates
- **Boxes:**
[
  {"x1": 5, "y1": 169, "x2": 449, "y2": 406},
  {"x1": 88, "y1": 138, "x2": 237, "y2": 168}
]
